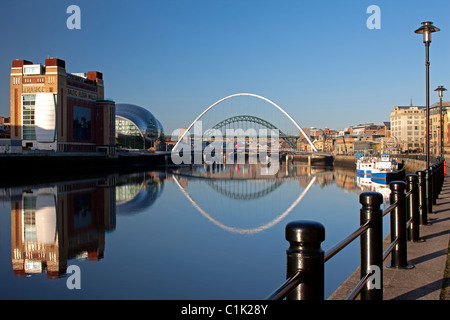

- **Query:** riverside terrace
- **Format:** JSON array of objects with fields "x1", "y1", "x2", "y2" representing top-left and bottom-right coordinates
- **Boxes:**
[{"x1": 267, "y1": 160, "x2": 450, "y2": 300}]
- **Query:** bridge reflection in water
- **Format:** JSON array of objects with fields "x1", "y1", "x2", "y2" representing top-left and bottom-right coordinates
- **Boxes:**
[
  {"x1": 173, "y1": 163, "x2": 323, "y2": 235},
  {"x1": 0, "y1": 161, "x2": 383, "y2": 299}
]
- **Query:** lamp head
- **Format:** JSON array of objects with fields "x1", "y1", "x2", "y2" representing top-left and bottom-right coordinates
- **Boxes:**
[
  {"x1": 415, "y1": 21, "x2": 440, "y2": 44},
  {"x1": 435, "y1": 85, "x2": 447, "y2": 98}
]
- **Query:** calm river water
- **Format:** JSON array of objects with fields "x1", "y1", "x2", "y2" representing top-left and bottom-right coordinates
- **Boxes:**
[{"x1": 0, "y1": 162, "x2": 391, "y2": 299}]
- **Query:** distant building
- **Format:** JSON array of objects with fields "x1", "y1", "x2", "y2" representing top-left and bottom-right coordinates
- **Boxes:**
[
  {"x1": 0, "y1": 116, "x2": 10, "y2": 125},
  {"x1": 429, "y1": 101, "x2": 450, "y2": 155},
  {"x1": 335, "y1": 136, "x2": 355, "y2": 155},
  {"x1": 0, "y1": 116, "x2": 11, "y2": 138},
  {"x1": 390, "y1": 105, "x2": 425, "y2": 153},
  {"x1": 296, "y1": 128, "x2": 314, "y2": 151},
  {"x1": 10, "y1": 58, "x2": 115, "y2": 155}
]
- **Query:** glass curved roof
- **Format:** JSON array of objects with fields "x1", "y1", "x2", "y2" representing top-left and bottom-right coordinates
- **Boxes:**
[{"x1": 116, "y1": 103, "x2": 164, "y2": 139}]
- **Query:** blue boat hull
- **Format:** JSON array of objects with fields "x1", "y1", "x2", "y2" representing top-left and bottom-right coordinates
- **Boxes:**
[
  {"x1": 370, "y1": 172, "x2": 401, "y2": 184},
  {"x1": 357, "y1": 169, "x2": 371, "y2": 176}
]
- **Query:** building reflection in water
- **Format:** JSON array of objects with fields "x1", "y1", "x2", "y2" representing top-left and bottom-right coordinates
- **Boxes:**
[
  {"x1": 8, "y1": 171, "x2": 166, "y2": 279},
  {"x1": 116, "y1": 172, "x2": 164, "y2": 215},
  {"x1": 6, "y1": 163, "x2": 367, "y2": 280}
]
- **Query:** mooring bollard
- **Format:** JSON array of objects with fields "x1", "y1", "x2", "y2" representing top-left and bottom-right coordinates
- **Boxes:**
[
  {"x1": 425, "y1": 169, "x2": 433, "y2": 215},
  {"x1": 432, "y1": 164, "x2": 437, "y2": 204},
  {"x1": 438, "y1": 161, "x2": 444, "y2": 194},
  {"x1": 406, "y1": 174, "x2": 420, "y2": 242},
  {"x1": 437, "y1": 161, "x2": 442, "y2": 193},
  {"x1": 359, "y1": 192, "x2": 383, "y2": 300},
  {"x1": 417, "y1": 170, "x2": 429, "y2": 225},
  {"x1": 388, "y1": 181, "x2": 413, "y2": 269},
  {"x1": 285, "y1": 220, "x2": 325, "y2": 300}
]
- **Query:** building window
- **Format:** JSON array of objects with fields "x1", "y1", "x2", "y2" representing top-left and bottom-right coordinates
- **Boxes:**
[
  {"x1": 22, "y1": 95, "x2": 36, "y2": 140},
  {"x1": 73, "y1": 106, "x2": 92, "y2": 140}
]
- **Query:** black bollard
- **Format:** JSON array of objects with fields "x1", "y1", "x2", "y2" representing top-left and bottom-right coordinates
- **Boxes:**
[
  {"x1": 417, "y1": 170, "x2": 429, "y2": 225},
  {"x1": 425, "y1": 169, "x2": 433, "y2": 214},
  {"x1": 285, "y1": 220, "x2": 325, "y2": 300},
  {"x1": 387, "y1": 181, "x2": 413, "y2": 269},
  {"x1": 432, "y1": 165, "x2": 437, "y2": 204},
  {"x1": 360, "y1": 192, "x2": 383, "y2": 300},
  {"x1": 406, "y1": 174, "x2": 421, "y2": 241},
  {"x1": 438, "y1": 161, "x2": 444, "y2": 193}
]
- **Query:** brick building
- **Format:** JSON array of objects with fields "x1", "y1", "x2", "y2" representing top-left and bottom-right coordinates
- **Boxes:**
[{"x1": 10, "y1": 58, "x2": 115, "y2": 154}]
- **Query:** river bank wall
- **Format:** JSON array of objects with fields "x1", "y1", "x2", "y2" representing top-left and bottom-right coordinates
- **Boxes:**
[
  {"x1": 0, "y1": 151, "x2": 172, "y2": 186},
  {"x1": 291, "y1": 154, "x2": 427, "y2": 174},
  {"x1": 0, "y1": 151, "x2": 429, "y2": 187}
]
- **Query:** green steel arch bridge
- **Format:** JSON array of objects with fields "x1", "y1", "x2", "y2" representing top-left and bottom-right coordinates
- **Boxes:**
[
  {"x1": 203, "y1": 114, "x2": 300, "y2": 150},
  {"x1": 173, "y1": 93, "x2": 319, "y2": 153}
]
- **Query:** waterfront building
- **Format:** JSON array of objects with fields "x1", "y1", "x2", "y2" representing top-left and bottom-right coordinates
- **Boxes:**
[
  {"x1": 389, "y1": 105, "x2": 425, "y2": 153},
  {"x1": 335, "y1": 135, "x2": 355, "y2": 155},
  {"x1": 0, "y1": 116, "x2": 10, "y2": 125},
  {"x1": 0, "y1": 116, "x2": 11, "y2": 138},
  {"x1": 115, "y1": 104, "x2": 164, "y2": 150},
  {"x1": 334, "y1": 132, "x2": 383, "y2": 156},
  {"x1": 429, "y1": 101, "x2": 450, "y2": 155},
  {"x1": 10, "y1": 58, "x2": 115, "y2": 155},
  {"x1": 296, "y1": 128, "x2": 314, "y2": 151},
  {"x1": 347, "y1": 123, "x2": 387, "y2": 136}
]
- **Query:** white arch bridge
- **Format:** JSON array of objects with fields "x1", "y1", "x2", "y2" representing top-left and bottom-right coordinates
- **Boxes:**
[{"x1": 173, "y1": 93, "x2": 327, "y2": 155}]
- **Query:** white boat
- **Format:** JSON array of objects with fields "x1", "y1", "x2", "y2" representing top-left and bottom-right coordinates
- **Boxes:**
[
  {"x1": 370, "y1": 154, "x2": 402, "y2": 184},
  {"x1": 356, "y1": 156, "x2": 374, "y2": 176}
]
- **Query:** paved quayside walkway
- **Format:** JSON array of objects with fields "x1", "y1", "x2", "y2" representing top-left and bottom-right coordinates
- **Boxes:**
[{"x1": 329, "y1": 164, "x2": 450, "y2": 300}]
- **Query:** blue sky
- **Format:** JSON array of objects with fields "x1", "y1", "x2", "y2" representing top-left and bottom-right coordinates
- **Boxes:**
[{"x1": 0, "y1": 0, "x2": 449, "y2": 133}]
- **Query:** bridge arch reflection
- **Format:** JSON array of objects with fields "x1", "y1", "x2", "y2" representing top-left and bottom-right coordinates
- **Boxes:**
[{"x1": 172, "y1": 163, "x2": 321, "y2": 234}]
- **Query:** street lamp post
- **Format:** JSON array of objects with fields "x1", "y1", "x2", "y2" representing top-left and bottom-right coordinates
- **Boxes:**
[
  {"x1": 415, "y1": 21, "x2": 440, "y2": 167},
  {"x1": 435, "y1": 85, "x2": 447, "y2": 158}
]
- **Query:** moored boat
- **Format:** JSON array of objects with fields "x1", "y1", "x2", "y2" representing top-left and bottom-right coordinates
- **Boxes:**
[
  {"x1": 356, "y1": 156, "x2": 373, "y2": 176},
  {"x1": 370, "y1": 154, "x2": 402, "y2": 184}
]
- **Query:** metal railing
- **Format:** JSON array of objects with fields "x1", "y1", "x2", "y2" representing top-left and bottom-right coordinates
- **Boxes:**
[{"x1": 266, "y1": 160, "x2": 445, "y2": 300}]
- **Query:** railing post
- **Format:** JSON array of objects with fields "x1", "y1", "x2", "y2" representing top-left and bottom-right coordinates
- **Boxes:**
[
  {"x1": 360, "y1": 192, "x2": 383, "y2": 300},
  {"x1": 387, "y1": 181, "x2": 413, "y2": 269},
  {"x1": 432, "y1": 164, "x2": 438, "y2": 204},
  {"x1": 417, "y1": 170, "x2": 429, "y2": 225},
  {"x1": 426, "y1": 169, "x2": 433, "y2": 214},
  {"x1": 406, "y1": 174, "x2": 421, "y2": 242},
  {"x1": 285, "y1": 221, "x2": 325, "y2": 300}
]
